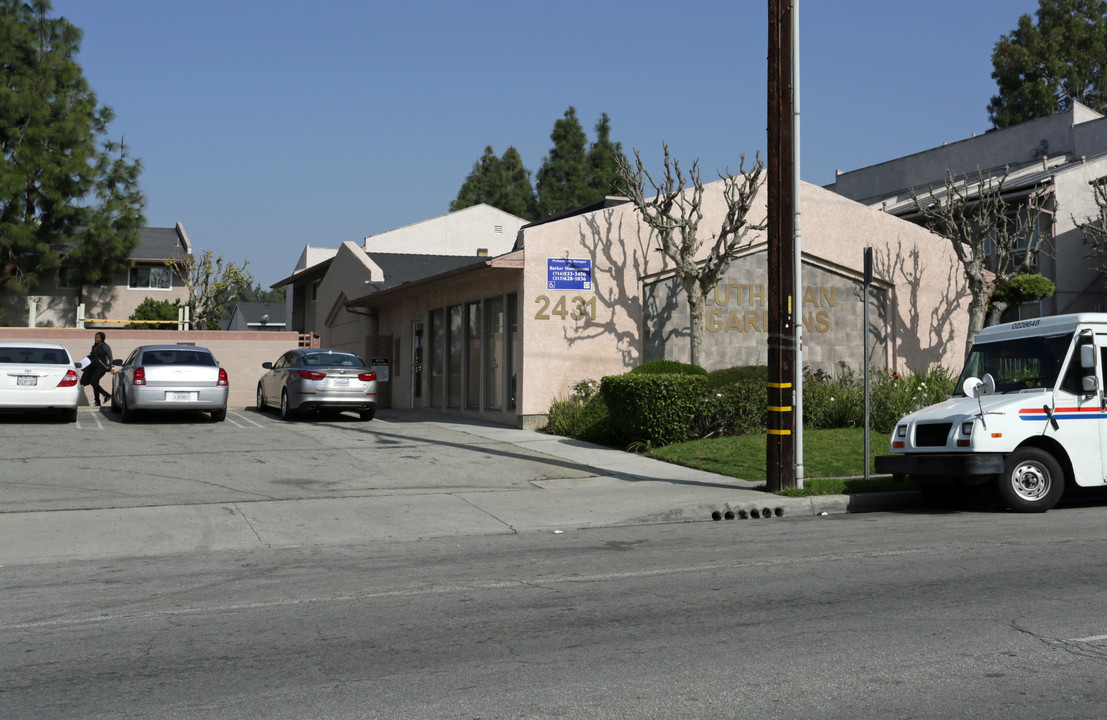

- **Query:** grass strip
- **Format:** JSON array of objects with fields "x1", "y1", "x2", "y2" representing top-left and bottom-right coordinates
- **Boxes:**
[{"x1": 646, "y1": 427, "x2": 916, "y2": 496}]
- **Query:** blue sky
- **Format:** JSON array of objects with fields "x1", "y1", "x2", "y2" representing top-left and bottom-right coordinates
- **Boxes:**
[{"x1": 52, "y1": 0, "x2": 1043, "y2": 287}]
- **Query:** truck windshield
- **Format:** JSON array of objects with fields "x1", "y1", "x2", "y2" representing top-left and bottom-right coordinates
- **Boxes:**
[{"x1": 955, "y1": 331, "x2": 1074, "y2": 395}]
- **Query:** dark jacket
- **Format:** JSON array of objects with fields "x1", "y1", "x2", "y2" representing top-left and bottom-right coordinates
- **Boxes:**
[
  {"x1": 83, "y1": 341, "x2": 113, "y2": 385},
  {"x1": 89, "y1": 341, "x2": 113, "y2": 372}
]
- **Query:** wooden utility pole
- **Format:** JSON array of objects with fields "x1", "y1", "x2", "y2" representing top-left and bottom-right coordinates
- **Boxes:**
[{"x1": 766, "y1": 0, "x2": 796, "y2": 492}]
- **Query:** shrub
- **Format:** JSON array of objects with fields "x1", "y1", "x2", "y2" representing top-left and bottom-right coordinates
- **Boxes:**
[
  {"x1": 542, "y1": 379, "x2": 599, "y2": 438},
  {"x1": 602, "y1": 372, "x2": 707, "y2": 448},
  {"x1": 126, "y1": 297, "x2": 181, "y2": 330},
  {"x1": 691, "y1": 379, "x2": 767, "y2": 438},
  {"x1": 576, "y1": 394, "x2": 615, "y2": 445},
  {"x1": 871, "y1": 365, "x2": 955, "y2": 433},
  {"x1": 802, "y1": 363, "x2": 864, "y2": 429},
  {"x1": 631, "y1": 359, "x2": 706, "y2": 376},
  {"x1": 704, "y1": 365, "x2": 767, "y2": 391}
]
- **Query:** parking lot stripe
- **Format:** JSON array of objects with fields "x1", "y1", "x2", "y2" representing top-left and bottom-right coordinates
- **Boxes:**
[
  {"x1": 81, "y1": 408, "x2": 105, "y2": 430},
  {"x1": 227, "y1": 410, "x2": 264, "y2": 428}
]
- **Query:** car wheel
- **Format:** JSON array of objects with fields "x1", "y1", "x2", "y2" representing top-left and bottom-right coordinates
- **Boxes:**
[
  {"x1": 998, "y1": 447, "x2": 1064, "y2": 513},
  {"x1": 211, "y1": 407, "x2": 227, "y2": 422},
  {"x1": 280, "y1": 390, "x2": 294, "y2": 421},
  {"x1": 62, "y1": 407, "x2": 77, "y2": 423},
  {"x1": 121, "y1": 391, "x2": 134, "y2": 423},
  {"x1": 256, "y1": 384, "x2": 267, "y2": 412},
  {"x1": 110, "y1": 387, "x2": 120, "y2": 413},
  {"x1": 359, "y1": 406, "x2": 376, "y2": 422}
]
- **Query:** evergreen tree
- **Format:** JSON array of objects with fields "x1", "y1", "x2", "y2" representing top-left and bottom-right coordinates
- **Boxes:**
[
  {"x1": 587, "y1": 112, "x2": 628, "y2": 197},
  {"x1": 450, "y1": 146, "x2": 502, "y2": 213},
  {"x1": 236, "y1": 283, "x2": 286, "y2": 304},
  {"x1": 535, "y1": 106, "x2": 591, "y2": 217},
  {"x1": 449, "y1": 145, "x2": 537, "y2": 220},
  {"x1": 988, "y1": 0, "x2": 1107, "y2": 128},
  {"x1": 497, "y1": 146, "x2": 538, "y2": 219},
  {"x1": 0, "y1": 0, "x2": 146, "y2": 297}
]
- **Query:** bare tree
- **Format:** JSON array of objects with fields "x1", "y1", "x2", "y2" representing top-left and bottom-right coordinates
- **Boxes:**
[
  {"x1": 1077, "y1": 180, "x2": 1107, "y2": 283},
  {"x1": 616, "y1": 143, "x2": 766, "y2": 367},
  {"x1": 911, "y1": 168, "x2": 1052, "y2": 360},
  {"x1": 166, "y1": 251, "x2": 252, "y2": 330}
]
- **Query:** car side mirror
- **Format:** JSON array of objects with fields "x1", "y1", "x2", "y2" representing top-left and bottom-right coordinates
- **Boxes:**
[
  {"x1": 262, "y1": 362, "x2": 273, "y2": 369},
  {"x1": 112, "y1": 359, "x2": 122, "y2": 366}
]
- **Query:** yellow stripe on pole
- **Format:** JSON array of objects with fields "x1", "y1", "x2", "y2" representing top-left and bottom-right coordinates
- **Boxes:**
[
  {"x1": 768, "y1": 405, "x2": 792, "y2": 413},
  {"x1": 767, "y1": 382, "x2": 792, "y2": 389},
  {"x1": 768, "y1": 429, "x2": 792, "y2": 435}
]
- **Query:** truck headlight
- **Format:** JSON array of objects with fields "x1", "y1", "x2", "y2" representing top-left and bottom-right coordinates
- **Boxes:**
[{"x1": 961, "y1": 421, "x2": 973, "y2": 436}]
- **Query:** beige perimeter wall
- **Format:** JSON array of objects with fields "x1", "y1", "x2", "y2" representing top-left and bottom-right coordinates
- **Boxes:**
[{"x1": 0, "y1": 328, "x2": 301, "y2": 408}]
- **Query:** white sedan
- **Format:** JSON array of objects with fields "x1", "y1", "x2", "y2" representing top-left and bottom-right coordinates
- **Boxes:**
[{"x1": 0, "y1": 342, "x2": 80, "y2": 422}]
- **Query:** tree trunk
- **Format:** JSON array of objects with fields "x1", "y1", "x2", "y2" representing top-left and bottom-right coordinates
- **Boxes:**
[
  {"x1": 686, "y1": 279, "x2": 706, "y2": 367},
  {"x1": 964, "y1": 290, "x2": 989, "y2": 363}
]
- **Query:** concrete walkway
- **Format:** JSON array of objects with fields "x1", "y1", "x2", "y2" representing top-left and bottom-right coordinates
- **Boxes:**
[{"x1": 0, "y1": 412, "x2": 920, "y2": 565}]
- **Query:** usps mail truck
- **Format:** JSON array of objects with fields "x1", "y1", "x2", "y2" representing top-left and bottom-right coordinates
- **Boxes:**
[{"x1": 875, "y1": 313, "x2": 1107, "y2": 512}]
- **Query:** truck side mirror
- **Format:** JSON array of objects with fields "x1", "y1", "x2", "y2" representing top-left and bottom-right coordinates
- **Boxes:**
[
  {"x1": 1081, "y1": 344, "x2": 1096, "y2": 369},
  {"x1": 1083, "y1": 375, "x2": 1100, "y2": 394}
]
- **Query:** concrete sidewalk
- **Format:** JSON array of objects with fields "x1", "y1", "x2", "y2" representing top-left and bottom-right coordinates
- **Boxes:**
[{"x1": 0, "y1": 412, "x2": 921, "y2": 565}]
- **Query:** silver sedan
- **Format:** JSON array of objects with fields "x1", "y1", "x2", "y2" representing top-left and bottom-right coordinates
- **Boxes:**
[
  {"x1": 257, "y1": 348, "x2": 378, "y2": 421},
  {"x1": 111, "y1": 345, "x2": 229, "y2": 422}
]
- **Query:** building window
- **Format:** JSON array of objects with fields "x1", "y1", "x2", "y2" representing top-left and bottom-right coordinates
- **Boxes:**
[
  {"x1": 311, "y1": 280, "x2": 321, "y2": 302},
  {"x1": 484, "y1": 296, "x2": 504, "y2": 410},
  {"x1": 430, "y1": 309, "x2": 445, "y2": 408},
  {"x1": 466, "y1": 302, "x2": 481, "y2": 409},
  {"x1": 128, "y1": 266, "x2": 172, "y2": 290},
  {"x1": 507, "y1": 293, "x2": 517, "y2": 410},
  {"x1": 448, "y1": 305, "x2": 463, "y2": 408}
]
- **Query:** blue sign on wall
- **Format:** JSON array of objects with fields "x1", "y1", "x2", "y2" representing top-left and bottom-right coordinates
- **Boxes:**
[{"x1": 547, "y1": 258, "x2": 592, "y2": 290}]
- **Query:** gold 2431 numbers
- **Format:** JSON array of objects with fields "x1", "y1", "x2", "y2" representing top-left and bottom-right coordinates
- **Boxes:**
[{"x1": 534, "y1": 294, "x2": 596, "y2": 321}]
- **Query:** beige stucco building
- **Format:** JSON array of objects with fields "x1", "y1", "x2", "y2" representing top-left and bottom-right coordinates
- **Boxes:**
[{"x1": 287, "y1": 182, "x2": 970, "y2": 428}]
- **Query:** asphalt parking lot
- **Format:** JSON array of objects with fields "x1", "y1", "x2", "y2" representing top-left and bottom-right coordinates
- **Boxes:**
[{"x1": 2, "y1": 406, "x2": 604, "y2": 514}]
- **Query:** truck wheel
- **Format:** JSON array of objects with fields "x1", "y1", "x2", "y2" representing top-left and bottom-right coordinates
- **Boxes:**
[{"x1": 999, "y1": 448, "x2": 1064, "y2": 513}]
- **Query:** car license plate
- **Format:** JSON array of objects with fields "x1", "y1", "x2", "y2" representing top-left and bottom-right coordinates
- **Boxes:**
[
  {"x1": 333, "y1": 378, "x2": 349, "y2": 387},
  {"x1": 17, "y1": 376, "x2": 36, "y2": 386},
  {"x1": 167, "y1": 391, "x2": 196, "y2": 402}
]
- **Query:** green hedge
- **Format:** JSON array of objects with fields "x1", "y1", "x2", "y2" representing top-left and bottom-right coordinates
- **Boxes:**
[
  {"x1": 544, "y1": 364, "x2": 957, "y2": 447},
  {"x1": 601, "y1": 372, "x2": 707, "y2": 447}
]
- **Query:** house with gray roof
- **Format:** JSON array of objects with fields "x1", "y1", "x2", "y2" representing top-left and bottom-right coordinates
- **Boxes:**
[
  {"x1": 4, "y1": 222, "x2": 193, "y2": 328},
  {"x1": 224, "y1": 301, "x2": 288, "y2": 332}
]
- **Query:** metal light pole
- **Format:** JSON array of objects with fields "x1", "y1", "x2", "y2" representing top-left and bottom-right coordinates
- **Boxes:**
[{"x1": 792, "y1": 0, "x2": 804, "y2": 489}]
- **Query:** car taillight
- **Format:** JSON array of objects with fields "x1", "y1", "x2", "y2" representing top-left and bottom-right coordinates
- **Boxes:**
[
  {"x1": 358, "y1": 372, "x2": 377, "y2": 382},
  {"x1": 297, "y1": 370, "x2": 326, "y2": 381},
  {"x1": 133, "y1": 367, "x2": 146, "y2": 386},
  {"x1": 218, "y1": 368, "x2": 229, "y2": 386},
  {"x1": 57, "y1": 369, "x2": 79, "y2": 387}
]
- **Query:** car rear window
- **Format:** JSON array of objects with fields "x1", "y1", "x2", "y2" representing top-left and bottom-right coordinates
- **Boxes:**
[
  {"x1": 140, "y1": 350, "x2": 217, "y2": 366},
  {"x1": 0, "y1": 347, "x2": 70, "y2": 364},
  {"x1": 302, "y1": 353, "x2": 362, "y2": 367}
]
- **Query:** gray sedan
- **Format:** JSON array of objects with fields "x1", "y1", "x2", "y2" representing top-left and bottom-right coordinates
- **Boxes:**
[
  {"x1": 257, "y1": 348, "x2": 378, "y2": 421},
  {"x1": 111, "y1": 345, "x2": 229, "y2": 422}
]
